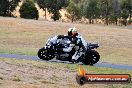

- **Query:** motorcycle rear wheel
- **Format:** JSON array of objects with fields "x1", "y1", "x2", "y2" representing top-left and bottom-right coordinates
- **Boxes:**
[{"x1": 37, "y1": 47, "x2": 54, "y2": 60}]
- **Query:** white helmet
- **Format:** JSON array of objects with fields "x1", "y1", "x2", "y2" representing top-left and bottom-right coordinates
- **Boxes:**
[{"x1": 68, "y1": 27, "x2": 77, "y2": 36}]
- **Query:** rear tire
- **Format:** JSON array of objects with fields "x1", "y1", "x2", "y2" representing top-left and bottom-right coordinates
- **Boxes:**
[
  {"x1": 37, "y1": 47, "x2": 54, "y2": 60},
  {"x1": 82, "y1": 50, "x2": 100, "y2": 65}
]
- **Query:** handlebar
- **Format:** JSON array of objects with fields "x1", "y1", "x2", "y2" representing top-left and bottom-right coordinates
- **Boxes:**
[{"x1": 87, "y1": 43, "x2": 99, "y2": 49}]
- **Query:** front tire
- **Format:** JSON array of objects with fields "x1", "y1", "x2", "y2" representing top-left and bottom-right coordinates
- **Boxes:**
[
  {"x1": 82, "y1": 50, "x2": 100, "y2": 65},
  {"x1": 37, "y1": 47, "x2": 54, "y2": 60}
]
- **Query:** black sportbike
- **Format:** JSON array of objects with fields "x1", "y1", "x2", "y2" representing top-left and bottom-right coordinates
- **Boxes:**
[{"x1": 38, "y1": 35, "x2": 100, "y2": 65}]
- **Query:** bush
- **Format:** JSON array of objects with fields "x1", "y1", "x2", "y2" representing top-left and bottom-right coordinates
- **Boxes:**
[
  {"x1": 19, "y1": 0, "x2": 39, "y2": 20},
  {"x1": 128, "y1": 19, "x2": 132, "y2": 24}
]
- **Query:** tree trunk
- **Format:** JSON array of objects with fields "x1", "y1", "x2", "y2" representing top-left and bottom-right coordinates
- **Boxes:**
[
  {"x1": 89, "y1": 18, "x2": 92, "y2": 24},
  {"x1": 105, "y1": 17, "x2": 109, "y2": 25},
  {"x1": 44, "y1": 8, "x2": 47, "y2": 20},
  {"x1": 92, "y1": 20, "x2": 94, "y2": 24},
  {"x1": 106, "y1": 0, "x2": 109, "y2": 25},
  {"x1": 115, "y1": 18, "x2": 118, "y2": 25},
  {"x1": 71, "y1": 15, "x2": 74, "y2": 22},
  {"x1": 129, "y1": 10, "x2": 131, "y2": 20}
]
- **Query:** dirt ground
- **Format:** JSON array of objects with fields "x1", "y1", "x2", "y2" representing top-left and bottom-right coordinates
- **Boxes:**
[{"x1": 0, "y1": 58, "x2": 112, "y2": 88}]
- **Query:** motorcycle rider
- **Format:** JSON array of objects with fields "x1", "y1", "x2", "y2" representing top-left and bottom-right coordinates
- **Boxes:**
[{"x1": 62, "y1": 27, "x2": 87, "y2": 63}]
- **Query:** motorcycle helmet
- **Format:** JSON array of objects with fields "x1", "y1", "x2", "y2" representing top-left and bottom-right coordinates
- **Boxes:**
[
  {"x1": 68, "y1": 27, "x2": 73, "y2": 36},
  {"x1": 68, "y1": 27, "x2": 77, "y2": 36}
]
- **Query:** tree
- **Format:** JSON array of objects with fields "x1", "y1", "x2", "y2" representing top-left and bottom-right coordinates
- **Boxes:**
[
  {"x1": 72, "y1": 0, "x2": 82, "y2": 4},
  {"x1": 108, "y1": 13, "x2": 119, "y2": 24},
  {"x1": 110, "y1": 0, "x2": 120, "y2": 25},
  {"x1": 120, "y1": 0, "x2": 131, "y2": 20},
  {"x1": 47, "y1": 0, "x2": 69, "y2": 21},
  {"x1": 99, "y1": 0, "x2": 112, "y2": 25},
  {"x1": 0, "y1": 0, "x2": 20, "y2": 17},
  {"x1": 120, "y1": 9, "x2": 129, "y2": 26},
  {"x1": 0, "y1": 0, "x2": 4, "y2": 16},
  {"x1": 19, "y1": 0, "x2": 39, "y2": 20},
  {"x1": 37, "y1": 0, "x2": 69, "y2": 21},
  {"x1": 66, "y1": 1, "x2": 81, "y2": 22},
  {"x1": 36, "y1": 0, "x2": 49, "y2": 20},
  {"x1": 82, "y1": 0, "x2": 100, "y2": 24}
]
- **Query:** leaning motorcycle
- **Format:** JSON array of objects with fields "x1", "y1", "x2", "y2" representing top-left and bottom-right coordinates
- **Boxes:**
[{"x1": 37, "y1": 35, "x2": 100, "y2": 65}]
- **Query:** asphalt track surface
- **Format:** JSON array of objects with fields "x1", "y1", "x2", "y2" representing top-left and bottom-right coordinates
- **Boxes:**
[{"x1": 0, "y1": 53, "x2": 132, "y2": 70}]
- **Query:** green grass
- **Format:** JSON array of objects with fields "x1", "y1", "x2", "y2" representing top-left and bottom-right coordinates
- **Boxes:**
[{"x1": 0, "y1": 48, "x2": 37, "y2": 55}]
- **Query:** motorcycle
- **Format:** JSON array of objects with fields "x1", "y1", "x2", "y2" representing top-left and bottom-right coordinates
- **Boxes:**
[{"x1": 37, "y1": 35, "x2": 100, "y2": 65}]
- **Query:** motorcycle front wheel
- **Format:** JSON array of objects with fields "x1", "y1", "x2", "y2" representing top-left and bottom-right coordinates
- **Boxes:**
[
  {"x1": 82, "y1": 50, "x2": 100, "y2": 65},
  {"x1": 37, "y1": 47, "x2": 54, "y2": 60}
]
